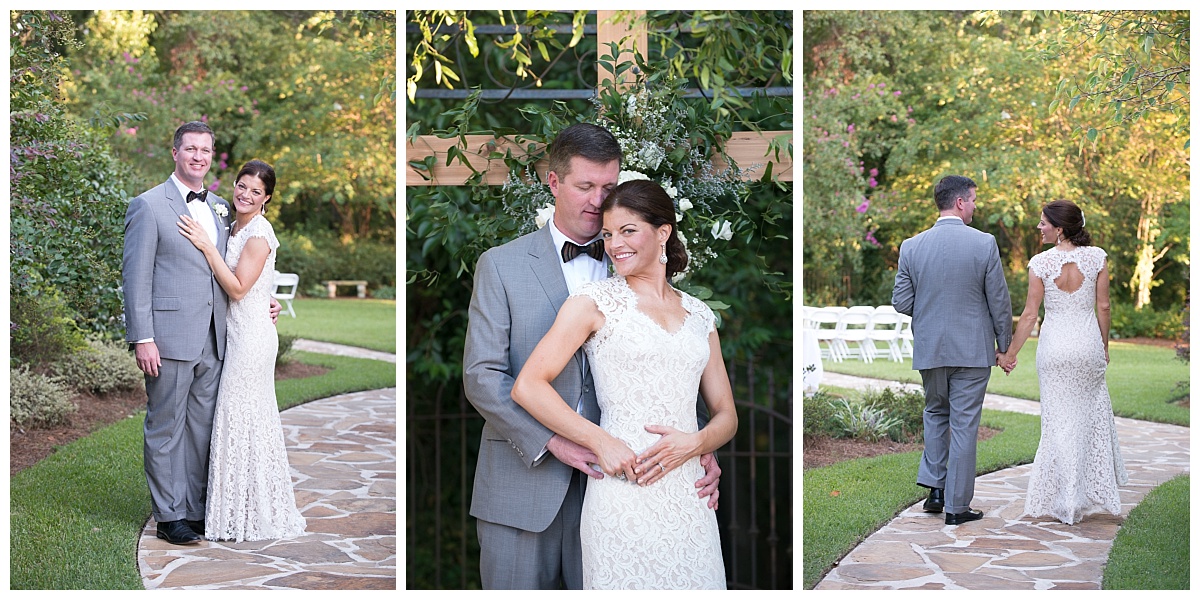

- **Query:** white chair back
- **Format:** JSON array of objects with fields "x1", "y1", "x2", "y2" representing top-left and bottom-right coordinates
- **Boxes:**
[{"x1": 272, "y1": 271, "x2": 300, "y2": 318}]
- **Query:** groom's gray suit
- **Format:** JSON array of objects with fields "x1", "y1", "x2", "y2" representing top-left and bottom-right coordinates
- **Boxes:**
[
  {"x1": 893, "y1": 217, "x2": 1011, "y2": 514},
  {"x1": 123, "y1": 179, "x2": 230, "y2": 523},
  {"x1": 464, "y1": 225, "x2": 602, "y2": 589}
]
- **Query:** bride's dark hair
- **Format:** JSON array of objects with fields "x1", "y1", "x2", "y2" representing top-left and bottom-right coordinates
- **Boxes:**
[
  {"x1": 1043, "y1": 199, "x2": 1091, "y2": 246},
  {"x1": 600, "y1": 180, "x2": 688, "y2": 278}
]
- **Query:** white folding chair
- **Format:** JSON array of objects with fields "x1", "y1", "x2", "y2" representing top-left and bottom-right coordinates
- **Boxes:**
[
  {"x1": 272, "y1": 270, "x2": 300, "y2": 318},
  {"x1": 837, "y1": 310, "x2": 873, "y2": 362},
  {"x1": 806, "y1": 308, "x2": 845, "y2": 362},
  {"x1": 867, "y1": 311, "x2": 904, "y2": 362}
]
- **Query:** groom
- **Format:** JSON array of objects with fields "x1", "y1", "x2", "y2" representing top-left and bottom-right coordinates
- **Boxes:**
[
  {"x1": 123, "y1": 121, "x2": 279, "y2": 545},
  {"x1": 463, "y1": 123, "x2": 721, "y2": 589},
  {"x1": 892, "y1": 175, "x2": 1012, "y2": 526}
]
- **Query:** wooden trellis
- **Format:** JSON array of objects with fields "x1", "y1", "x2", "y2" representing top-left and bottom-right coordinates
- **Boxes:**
[{"x1": 405, "y1": 11, "x2": 792, "y2": 187}]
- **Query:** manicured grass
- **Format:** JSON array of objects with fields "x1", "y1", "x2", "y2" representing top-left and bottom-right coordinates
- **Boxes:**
[
  {"x1": 275, "y1": 297, "x2": 396, "y2": 353},
  {"x1": 823, "y1": 340, "x2": 1189, "y2": 426},
  {"x1": 802, "y1": 409, "x2": 1041, "y2": 589},
  {"x1": 1102, "y1": 474, "x2": 1191, "y2": 590},
  {"x1": 8, "y1": 351, "x2": 396, "y2": 590}
]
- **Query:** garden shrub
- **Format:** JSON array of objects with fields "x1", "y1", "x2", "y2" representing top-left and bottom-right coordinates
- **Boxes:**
[
  {"x1": 275, "y1": 228, "x2": 395, "y2": 296},
  {"x1": 802, "y1": 390, "x2": 841, "y2": 437},
  {"x1": 861, "y1": 387, "x2": 926, "y2": 441},
  {"x1": 50, "y1": 338, "x2": 143, "y2": 395},
  {"x1": 1110, "y1": 303, "x2": 1185, "y2": 340},
  {"x1": 828, "y1": 397, "x2": 903, "y2": 442},
  {"x1": 9, "y1": 289, "x2": 89, "y2": 367},
  {"x1": 371, "y1": 285, "x2": 396, "y2": 300},
  {"x1": 10, "y1": 365, "x2": 76, "y2": 429},
  {"x1": 277, "y1": 333, "x2": 298, "y2": 365}
]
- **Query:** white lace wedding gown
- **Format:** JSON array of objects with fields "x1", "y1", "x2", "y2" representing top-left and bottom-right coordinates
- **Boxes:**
[
  {"x1": 1024, "y1": 246, "x2": 1128, "y2": 524},
  {"x1": 574, "y1": 276, "x2": 726, "y2": 589},
  {"x1": 206, "y1": 214, "x2": 307, "y2": 542}
]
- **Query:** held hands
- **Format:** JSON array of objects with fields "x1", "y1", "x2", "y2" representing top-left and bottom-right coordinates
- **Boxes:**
[
  {"x1": 269, "y1": 297, "x2": 282, "y2": 324},
  {"x1": 546, "y1": 434, "x2": 604, "y2": 479},
  {"x1": 177, "y1": 215, "x2": 215, "y2": 254},
  {"x1": 996, "y1": 351, "x2": 1017, "y2": 375}
]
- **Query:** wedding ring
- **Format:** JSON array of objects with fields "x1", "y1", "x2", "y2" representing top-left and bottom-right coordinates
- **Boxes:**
[
  {"x1": 616, "y1": 473, "x2": 626, "y2": 481},
  {"x1": 658, "y1": 463, "x2": 665, "y2": 472}
]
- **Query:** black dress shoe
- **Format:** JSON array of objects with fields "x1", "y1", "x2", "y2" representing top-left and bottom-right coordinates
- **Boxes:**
[
  {"x1": 157, "y1": 520, "x2": 202, "y2": 545},
  {"x1": 945, "y1": 508, "x2": 984, "y2": 525},
  {"x1": 923, "y1": 488, "x2": 945, "y2": 513},
  {"x1": 185, "y1": 519, "x2": 205, "y2": 536}
]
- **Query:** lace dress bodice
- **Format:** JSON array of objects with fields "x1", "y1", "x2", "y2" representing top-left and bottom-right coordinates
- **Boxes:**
[
  {"x1": 1024, "y1": 246, "x2": 1127, "y2": 524},
  {"x1": 572, "y1": 276, "x2": 725, "y2": 589},
  {"x1": 206, "y1": 215, "x2": 306, "y2": 542}
]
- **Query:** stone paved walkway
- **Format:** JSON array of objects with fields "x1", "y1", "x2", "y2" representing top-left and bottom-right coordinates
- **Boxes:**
[
  {"x1": 813, "y1": 373, "x2": 1190, "y2": 590},
  {"x1": 137, "y1": 339, "x2": 396, "y2": 590}
]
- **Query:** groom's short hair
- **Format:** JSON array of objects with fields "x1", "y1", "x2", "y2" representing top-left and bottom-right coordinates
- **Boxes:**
[
  {"x1": 934, "y1": 175, "x2": 977, "y2": 211},
  {"x1": 547, "y1": 123, "x2": 622, "y2": 177},
  {"x1": 173, "y1": 121, "x2": 215, "y2": 150}
]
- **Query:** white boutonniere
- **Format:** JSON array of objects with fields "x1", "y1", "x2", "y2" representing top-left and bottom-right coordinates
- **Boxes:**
[{"x1": 211, "y1": 202, "x2": 228, "y2": 219}]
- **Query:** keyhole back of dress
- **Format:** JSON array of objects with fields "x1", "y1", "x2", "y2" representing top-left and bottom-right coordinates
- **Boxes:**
[{"x1": 1055, "y1": 262, "x2": 1084, "y2": 293}]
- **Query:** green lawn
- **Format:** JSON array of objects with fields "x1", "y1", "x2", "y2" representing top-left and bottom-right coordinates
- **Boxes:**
[
  {"x1": 802, "y1": 409, "x2": 1042, "y2": 589},
  {"x1": 1102, "y1": 474, "x2": 1191, "y2": 590},
  {"x1": 275, "y1": 297, "x2": 396, "y2": 353},
  {"x1": 823, "y1": 339, "x2": 1189, "y2": 426},
  {"x1": 8, "y1": 351, "x2": 396, "y2": 590}
]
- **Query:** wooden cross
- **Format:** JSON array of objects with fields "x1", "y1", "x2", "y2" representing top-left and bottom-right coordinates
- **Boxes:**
[{"x1": 405, "y1": 11, "x2": 793, "y2": 187}]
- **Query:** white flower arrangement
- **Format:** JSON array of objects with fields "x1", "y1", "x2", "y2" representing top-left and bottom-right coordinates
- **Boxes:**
[{"x1": 211, "y1": 203, "x2": 228, "y2": 218}]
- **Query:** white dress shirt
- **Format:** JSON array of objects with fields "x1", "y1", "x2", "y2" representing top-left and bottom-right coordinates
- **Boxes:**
[{"x1": 547, "y1": 216, "x2": 609, "y2": 295}]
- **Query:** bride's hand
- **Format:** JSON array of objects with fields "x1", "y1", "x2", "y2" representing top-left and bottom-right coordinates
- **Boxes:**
[
  {"x1": 594, "y1": 434, "x2": 637, "y2": 482},
  {"x1": 177, "y1": 215, "x2": 215, "y2": 253},
  {"x1": 634, "y1": 424, "x2": 699, "y2": 486}
]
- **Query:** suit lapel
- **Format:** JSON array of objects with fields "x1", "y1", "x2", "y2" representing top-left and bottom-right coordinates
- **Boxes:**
[{"x1": 528, "y1": 227, "x2": 587, "y2": 382}]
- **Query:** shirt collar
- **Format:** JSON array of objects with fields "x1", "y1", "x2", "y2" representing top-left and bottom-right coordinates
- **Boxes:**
[
  {"x1": 936, "y1": 215, "x2": 964, "y2": 223},
  {"x1": 169, "y1": 173, "x2": 205, "y2": 201},
  {"x1": 547, "y1": 216, "x2": 601, "y2": 249}
]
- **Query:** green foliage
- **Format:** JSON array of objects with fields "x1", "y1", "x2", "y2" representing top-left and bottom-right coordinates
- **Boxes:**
[
  {"x1": 370, "y1": 285, "x2": 396, "y2": 300},
  {"x1": 50, "y1": 339, "x2": 144, "y2": 395},
  {"x1": 10, "y1": 11, "x2": 136, "y2": 340},
  {"x1": 1039, "y1": 10, "x2": 1190, "y2": 146},
  {"x1": 277, "y1": 333, "x2": 298, "y2": 366},
  {"x1": 9, "y1": 289, "x2": 89, "y2": 367},
  {"x1": 275, "y1": 227, "x2": 396, "y2": 293},
  {"x1": 9, "y1": 366, "x2": 77, "y2": 429},
  {"x1": 802, "y1": 390, "x2": 841, "y2": 437},
  {"x1": 860, "y1": 386, "x2": 926, "y2": 441},
  {"x1": 826, "y1": 397, "x2": 903, "y2": 442},
  {"x1": 1110, "y1": 302, "x2": 1185, "y2": 339},
  {"x1": 63, "y1": 10, "x2": 396, "y2": 241},
  {"x1": 803, "y1": 10, "x2": 1188, "y2": 314},
  {"x1": 1102, "y1": 474, "x2": 1190, "y2": 590}
]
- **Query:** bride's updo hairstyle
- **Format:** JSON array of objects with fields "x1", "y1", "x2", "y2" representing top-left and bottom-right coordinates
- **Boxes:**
[
  {"x1": 1042, "y1": 199, "x2": 1092, "y2": 246},
  {"x1": 237, "y1": 159, "x2": 276, "y2": 213},
  {"x1": 600, "y1": 179, "x2": 688, "y2": 278}
]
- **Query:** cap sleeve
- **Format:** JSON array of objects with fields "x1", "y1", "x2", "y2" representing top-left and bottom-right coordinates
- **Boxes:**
[{"x1": 245, "y1": 216, "x2": 280, "y2": 252}]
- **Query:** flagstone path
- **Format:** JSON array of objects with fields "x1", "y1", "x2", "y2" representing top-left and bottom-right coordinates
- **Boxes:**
[
  {"x1": 812, "y1": 373, "x2": 1190, "y2": 590},
  {"x1": 137, "y1": 340, "x2": 396, "y2": 590}
]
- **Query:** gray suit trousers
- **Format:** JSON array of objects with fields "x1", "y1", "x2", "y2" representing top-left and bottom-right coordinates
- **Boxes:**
[
  {"x1": 917, "y1": 366, "x2": 991, "y2": 514},
  {"x1": 476, "y1": 470, "x2": 585, "y2": 589},
  {"x1": 143, "y1": 322, "x2": 222, "y2": 522}
]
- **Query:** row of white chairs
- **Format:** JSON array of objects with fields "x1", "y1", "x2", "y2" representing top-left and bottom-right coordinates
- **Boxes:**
[{"x1": 802, "y1": 305, "x2": 913, "y2": 363}]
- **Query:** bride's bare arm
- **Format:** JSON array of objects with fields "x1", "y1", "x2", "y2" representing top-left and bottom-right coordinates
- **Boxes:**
[
  {"x1": 177, "y1": 215, "x2": 268, "y2": 301},
  {"x1": 511, "y1": 296, "x2": 637, "y2": 479},
  {"x1": 1096, "y1": 262, "x2": 1111, "y2": 362},
  {"x1": 634, "y1": 329, "x2": 737, "y2": 486},
  {"x1": 1003, "y1": 269, "x2": 1045, "y2": 370}
]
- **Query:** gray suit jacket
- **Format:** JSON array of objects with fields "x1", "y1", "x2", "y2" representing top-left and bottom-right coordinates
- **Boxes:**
[
  {"x1": 463, "y1": 226, "x2": 602, "y2": 533},
  {"x1": 893, "y1": 218, "x2": 1012, "y2": 370},
  {"x1": 123, "y1": 179, "x2": 231, "y2": 361}
]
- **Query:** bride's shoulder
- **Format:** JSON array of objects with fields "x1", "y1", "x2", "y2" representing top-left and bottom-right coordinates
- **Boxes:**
[
  {"x1": 678, "y1": 288, "x2": 716, "y2": 328},
  {"x1": 572, "y1": 276, "x2": 629, "y2": 315}
]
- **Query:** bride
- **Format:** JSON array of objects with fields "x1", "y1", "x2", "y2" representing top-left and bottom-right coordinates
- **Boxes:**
[
  {"x1": 512, "y1": 179, "x2": 737, "y2": 589},
  {"x1": 178, "y1": 160, "x2": 307, "y2": 542},
  {"x1": 1000, "y1": 199, "x2": 1128, "y2": 524}
]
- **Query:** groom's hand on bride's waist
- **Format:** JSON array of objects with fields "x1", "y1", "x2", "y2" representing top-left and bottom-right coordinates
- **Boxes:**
[
  {"x1": 696, "y1": 453, "x2": 721, "y2": 510},
  {"x1": 546, "y1": 434, "x2": 603, "y2": 479}
]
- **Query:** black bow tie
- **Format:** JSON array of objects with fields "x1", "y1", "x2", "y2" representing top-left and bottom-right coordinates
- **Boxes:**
[
  {"x1": 186, "y1": 189, "x2": 208, "y2": 203},
  {"x1": 561, "y1": 239, "x2": 605, "y2": 263}
]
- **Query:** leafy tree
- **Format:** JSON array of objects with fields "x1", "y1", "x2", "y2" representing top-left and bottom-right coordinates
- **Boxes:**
[
  {"x1": 10, "y1": 10, "x2": 135, "y2": 343},
  {"x1": 1038, "y1": 10, "x2": 1189, "y2": 147}
]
